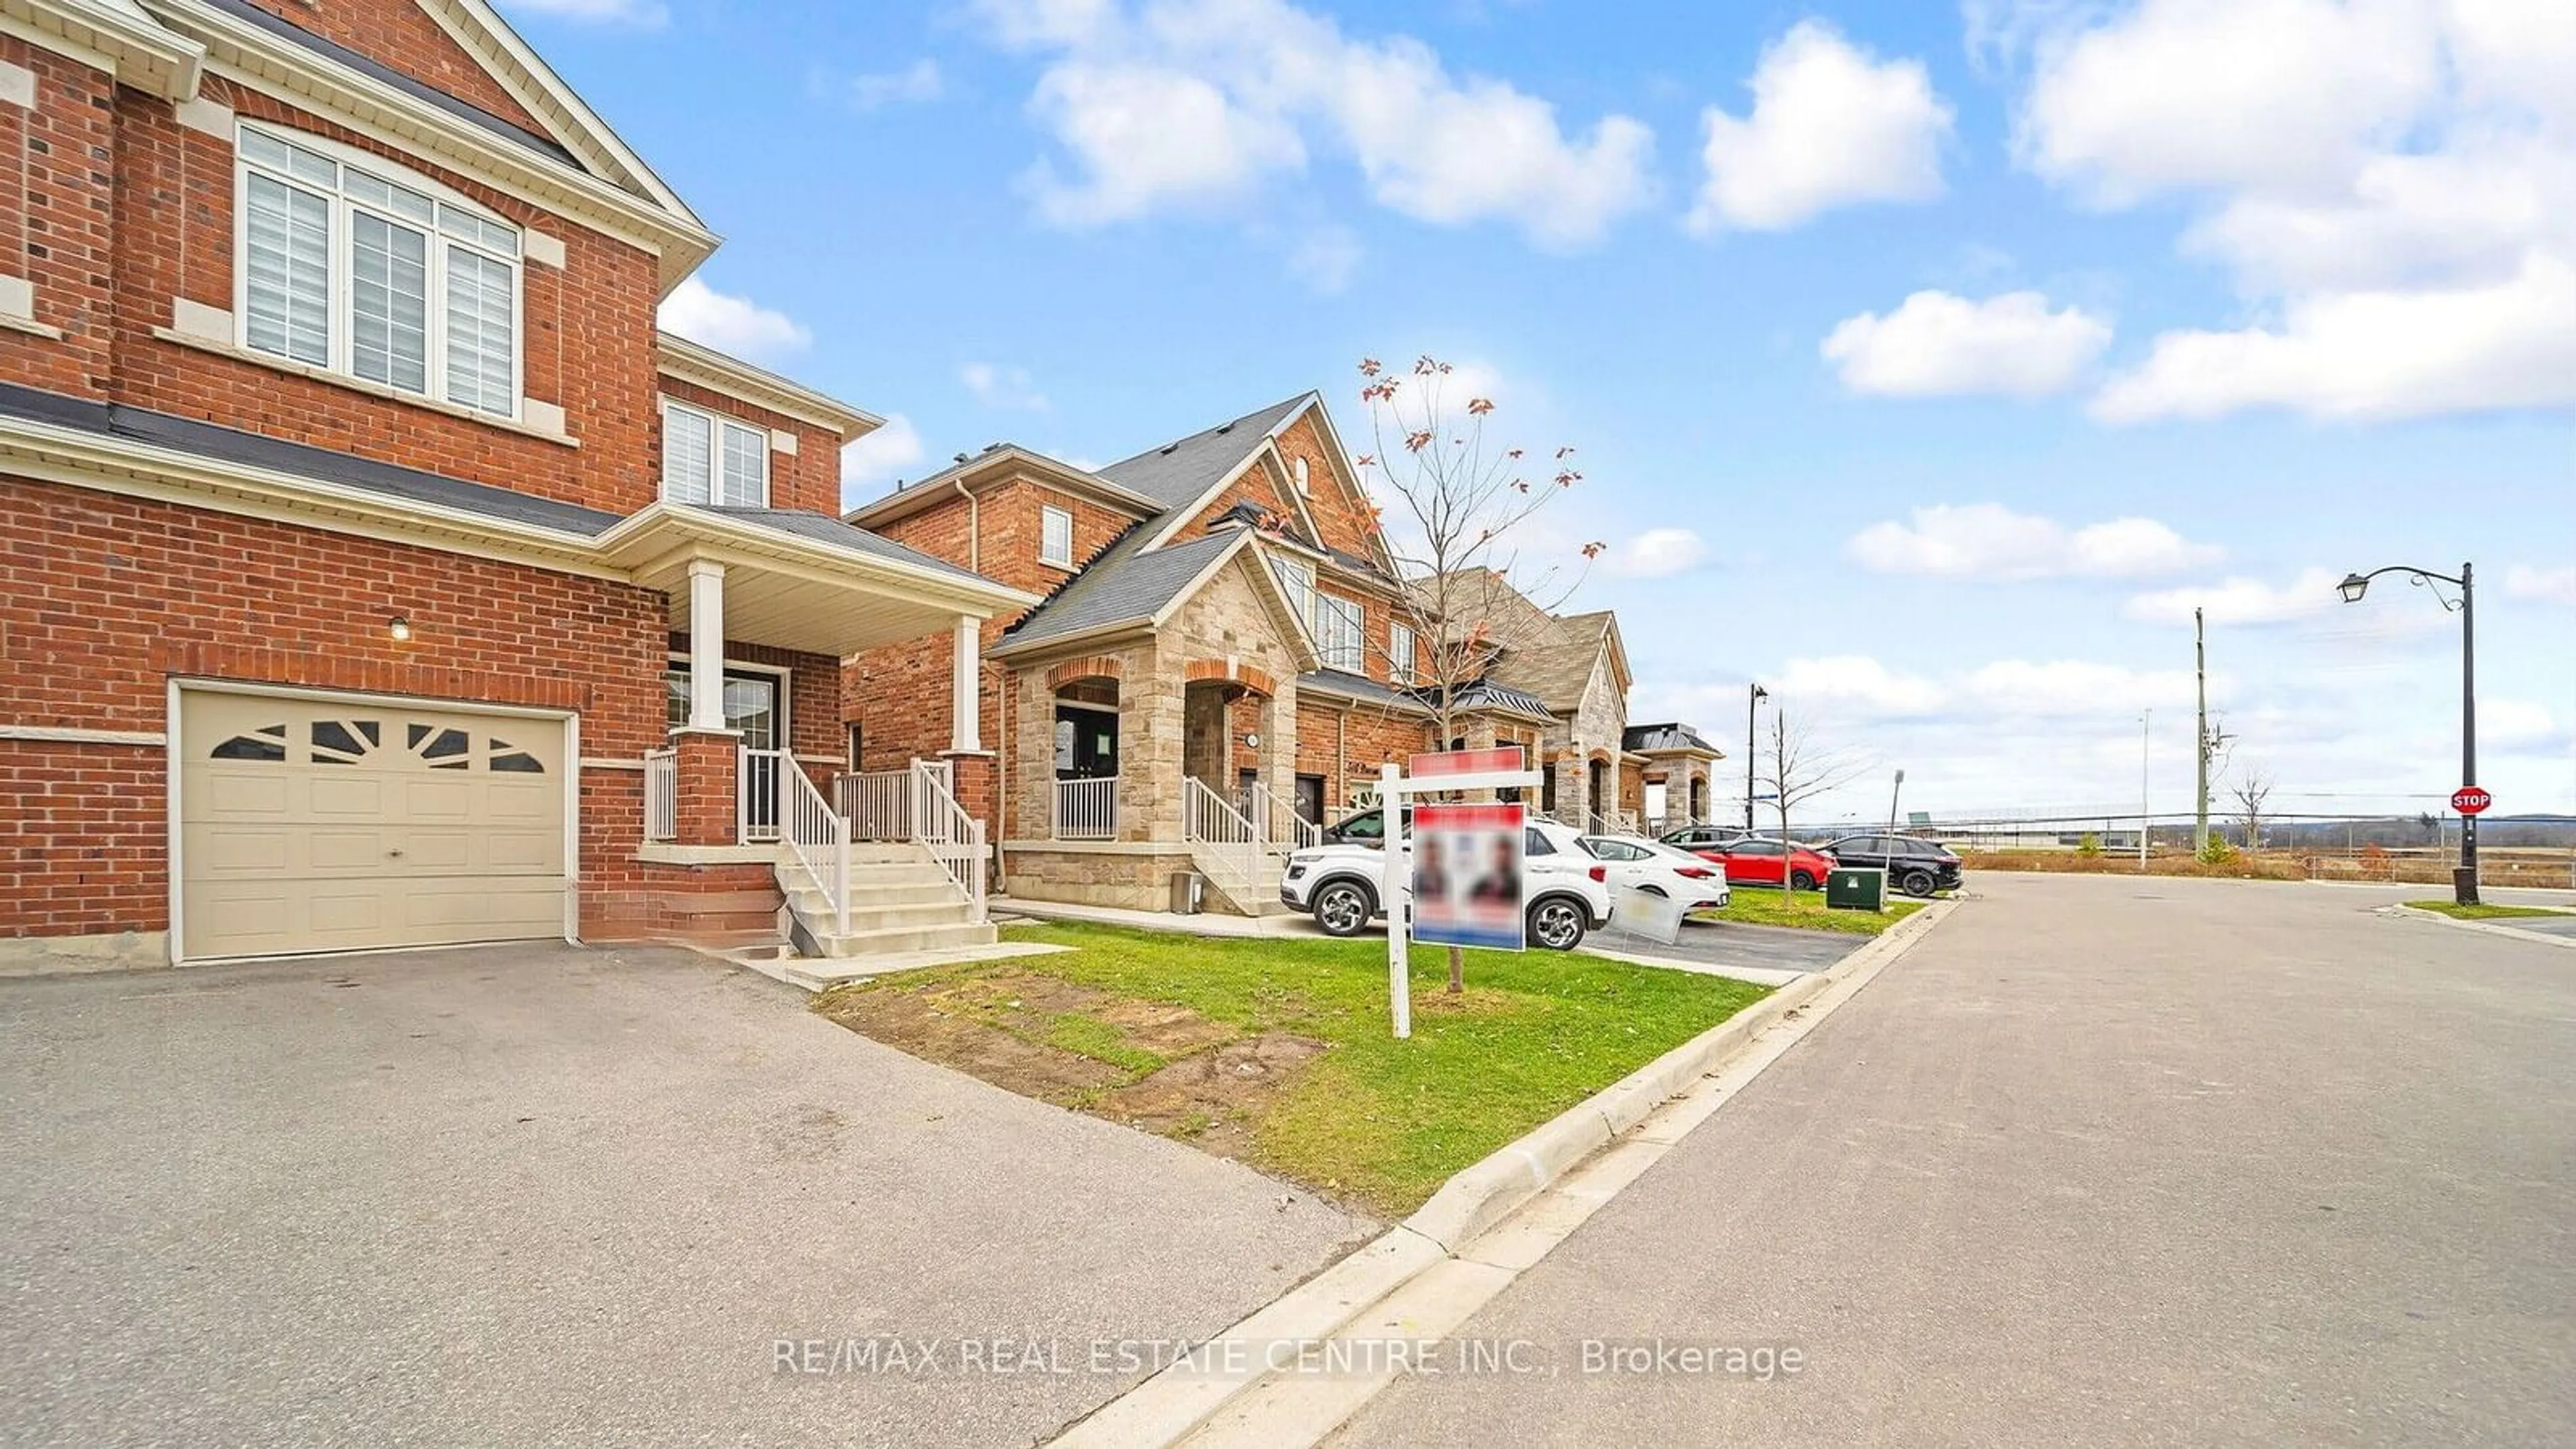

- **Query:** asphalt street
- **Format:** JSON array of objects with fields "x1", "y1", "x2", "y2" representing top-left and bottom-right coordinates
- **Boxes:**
[
  {"x1": 1334, "y1": 873, "x2": 2576, "y2": 1447},
  {"x1": 0, "y1": 944, "x2": 1372, "y2": 1448}
]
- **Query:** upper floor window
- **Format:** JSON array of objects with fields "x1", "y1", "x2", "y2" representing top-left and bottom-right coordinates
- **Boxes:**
[
  {"x1": 1389, "y1": 621, "x2": 1417, "y2": 685},
  {"x1": 1291, "y1": 457, "x2": 1310, "y2": 495},
  {"x1": 235, "y1": 124, "x2": 520, "y2": 419},
  {"x1": 1041, "y1": 505, "x2": 1074, "y2": 567},
  {"x1": 1316, "y1": 593, "x2": 1365, "y2": 672},
  {"x1": 661, "y1": 398, "x2": 767, "y2": 506},
  {"x1": 1273, "y1": 555, "x2": 1318, "y2": 629}
]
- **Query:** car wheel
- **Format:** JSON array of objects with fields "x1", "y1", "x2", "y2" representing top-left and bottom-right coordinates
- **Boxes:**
[
  {"x1": 1311, "y1": 880, "x2": 1374, "y2": 937},
  {"x1": 1899, "y1": 868, "x2": 1936, "y2": 898},
  {"x1": 1527, "y1": 897, "x2": 1589, "y2": 951},
  {"x1": 1790, "y1": 870, "x2": 1818, "y2": 892}
]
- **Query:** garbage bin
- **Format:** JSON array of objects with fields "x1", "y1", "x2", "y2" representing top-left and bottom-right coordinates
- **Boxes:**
[
  {"x1": 1169, "y1": 870, "x2": 1205, "y2": 914},
  {"x1": 1825, "y1": 867, "x2": 1886, "y2": 912}
]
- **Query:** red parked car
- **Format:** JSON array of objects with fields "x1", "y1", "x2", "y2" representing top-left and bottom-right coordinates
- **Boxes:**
[{"x1": 1680, "y1": 837, "x2": 1839, "y2": 891}]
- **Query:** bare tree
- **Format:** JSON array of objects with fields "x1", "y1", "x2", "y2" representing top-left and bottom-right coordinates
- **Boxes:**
[
  {"x1": 1757, "y1": 708, "x2": 1871, "y2": 901},
  {"x1": 2230, "y1": 765, "x2": 2275, "y2": 853},
  {"x1": 1351, "y1": 355, "x2": 1601, "y2": 994}
]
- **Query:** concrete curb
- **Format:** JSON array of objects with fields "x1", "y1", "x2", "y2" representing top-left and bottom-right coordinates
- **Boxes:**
[
  {"x1": 1045, "y1": 898, "x2": 1960, "y2": 1449},
  {"x1": 2387, "y1": 904, "x2": 2576, "y2": 951}
]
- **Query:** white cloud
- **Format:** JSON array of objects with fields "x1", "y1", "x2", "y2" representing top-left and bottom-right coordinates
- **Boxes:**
[
  {"x1": 1775, "y1": 655, "x2": 1947, "y2": 718},
  {"x1": 1821, "y1": 290, "x2": 2112, "y2": 398},
  {"x1": 656, "y1": 278, "x2": 812, "y2": 362},
  {"x1": 501, "y1": 0, "x2": 666, "y2": 25},
  {"x1": 2003, "y1": 0, "x2": 2576, "y2": 423},
  {"x1": 2483, "y1": 699, "x2": 2563, "y2": 749},
  {"x1": 1609, "y1": 528, "x2": 1709, "y2": 579},
  {"x1": 2505, "y1": 564, "x2": 2576, "y2": 605},
  {"x1": 1688, "y1": 20, "x2": 1951, "y2": 233},
  {"x1": 1287, "y1": 225, "x2": 1362, "y2": 294},
  {"x1": 1962, "y1": 659, "x2": 2199, "y2": 716},
  {"x1": 1847, "y1": 503, "x2": 2220, "y2": 580},
  {"x1": 2090, "y1": 252, "x2": 2576, "y2": 422},
  {"x1": 960, "y1": 362, "x2": 1051, "y2": 411},
  {"x1": 977, "y1": 0, "x2": 1654, "y2": 249},
  {"x1": 840, "y1": 414, "x2": 926, "y2": 502},
  {"x1": 846, "y1": 58, "x2": 945, "y2": 111},
  {"x1": 2122, "y1": 568, "x2": 2344, "y2": 626}
]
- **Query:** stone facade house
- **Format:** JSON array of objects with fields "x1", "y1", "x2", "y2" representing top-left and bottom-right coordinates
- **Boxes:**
[
  {"x1": 0, "y1": 0, "x2": 1028, "y2": 971},
  {"x1": 843, "y1": 394, "x2": 1565, "y2": 914}
]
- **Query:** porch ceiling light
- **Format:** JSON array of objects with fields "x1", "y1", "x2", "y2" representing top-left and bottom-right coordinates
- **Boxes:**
[{"x1": 388, "y1": 615, "x2": 414, "y2": 642}]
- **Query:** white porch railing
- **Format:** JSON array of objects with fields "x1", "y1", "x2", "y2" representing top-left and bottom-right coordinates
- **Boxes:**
[
  {"x1": 839, "y1": 767, "x2": 914, "y2": 842},
  {"x1": 1183, "y1": 775, "x2": 1262, "y2": 901},
  {"x1": 739, "y1": 747, "x2": 786, "y2": 843},
  {"x1": 910, "y1": 759, "x2": 987, "y2": 924},
  {"x1": 1053, "y1": 776, "x2": 1118, "y2": 840},
  {"x1": 780, "y1": 763, "x2": 851, "y2": 938},
  {"x1": 643, "y1": 747, "x2": 677, "y2": 843},
  {"x1": 1250, "y1": 780, "x2": 1319, "y2": 860}
]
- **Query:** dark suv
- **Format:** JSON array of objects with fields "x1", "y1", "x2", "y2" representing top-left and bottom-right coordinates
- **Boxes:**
[{"x1": 1819, "y1": 834, "x2": 1962, "y2": 897}]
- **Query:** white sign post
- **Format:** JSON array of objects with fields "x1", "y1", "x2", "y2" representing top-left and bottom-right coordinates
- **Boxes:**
[{"x1": 1377, "y1": 749, "x2": 1544, "y2": 1040}]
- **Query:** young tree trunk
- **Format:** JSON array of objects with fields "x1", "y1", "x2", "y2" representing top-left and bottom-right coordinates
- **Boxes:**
[{"x1": 1447, "y1": 944, "x2": 1464, "y2": 994}]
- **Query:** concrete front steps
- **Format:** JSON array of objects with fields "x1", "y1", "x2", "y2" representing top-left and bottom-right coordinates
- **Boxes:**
[
  {"x1": 1196, "y1": 857, "x2": 1292, "y2": 917},
  {"x1": 774, "y1": 843, "x2": 997, "y2": 960}
]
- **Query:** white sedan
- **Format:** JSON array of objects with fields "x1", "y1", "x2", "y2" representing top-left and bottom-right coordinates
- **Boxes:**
[{"x1": 1576, "y1": 835, "x2": 1732, "y2": 912}]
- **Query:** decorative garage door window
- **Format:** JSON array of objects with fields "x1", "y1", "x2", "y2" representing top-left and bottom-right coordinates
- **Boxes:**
[{"x1": 207, "y1": 718, "x2": 546, "y2": 773}]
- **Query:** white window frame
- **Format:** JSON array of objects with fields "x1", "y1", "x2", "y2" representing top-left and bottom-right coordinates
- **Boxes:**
[
  {"x1": 232, "y1": 121, "x2": 523, "y2": 421},
  {"x1": 1316, "y1": 593, "x2": 1365, "y2": 673},
  {"x1": 1040, "y1": 504, "x2": 1075, "y2": 568},
  {"x1": 1273, "y1": 555, "x2": 1318, "y2": 637},
  {"x1": 1389, "y1": 620, "x2": 1417, "y2": 686},
  {"x1": 659, "y1": 396, "x2": 771, "y2": 508}
]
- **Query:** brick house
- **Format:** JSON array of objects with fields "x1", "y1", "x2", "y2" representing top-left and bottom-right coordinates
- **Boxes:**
[
  {"x1": 0, "y1": 0, "x2": 1030, "y2": 971},
  {"x1": 843, "y1": 394, "x2": 1685, "y2": 914}
]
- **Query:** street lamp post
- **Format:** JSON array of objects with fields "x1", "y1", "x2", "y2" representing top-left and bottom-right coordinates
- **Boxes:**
[
  {"x1": 2337, "y1": 561, "x2": 2477, "y2": 905},
  {"x1": 1886, "y1": 767, "x2": 1905, "y2": 835},
  {"x1": 1745, "y1": 682, "x2": 1768, "y2": 832}
]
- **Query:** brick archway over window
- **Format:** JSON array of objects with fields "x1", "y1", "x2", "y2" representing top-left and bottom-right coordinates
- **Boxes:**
[
  {"x1": 1046, "y1": 655, "x2": 1125, "y2": 691},
  {"x1": 1183, "y1": 659, "x2": 1277, "y2": 698}
]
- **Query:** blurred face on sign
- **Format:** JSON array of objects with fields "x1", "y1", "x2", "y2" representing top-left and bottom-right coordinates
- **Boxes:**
[{"x1": 1413, "y1": 804, "x2": 1523, "y2": 951}]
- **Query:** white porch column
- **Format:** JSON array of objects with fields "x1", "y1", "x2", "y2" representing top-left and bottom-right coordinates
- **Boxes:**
[
  {"x1": 687, "y1": 559, "x2": 727, "y2": 731},
  {"x1": 949, "y1": 614, "x2": 982, "y2": 752}
]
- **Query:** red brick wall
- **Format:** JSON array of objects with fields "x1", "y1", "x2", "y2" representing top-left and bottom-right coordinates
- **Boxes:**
[
  {"x1": 0, "y1": 38, "x2": 117, "y2": 396},
  {"x1": 1293, "y1": 697, "x2": 1431, "y2": 816},
  {"x1": 100, "y1": 80, "x2": 662, "y2": 515},
  {"x1": 236, "y1": 0, "x2": 556, "y2": 138},
  {"x1": 655, "y1": 376, "x2": 843, "y2": 518},
  {"x1": 1271, "y1": 414, "x2": 1383, "y2": 564},
  {"x1": 0, "y1": 476, "x2": 672, "y2": 940}
]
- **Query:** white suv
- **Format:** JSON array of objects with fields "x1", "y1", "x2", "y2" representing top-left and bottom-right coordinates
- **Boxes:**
[{"x1": 1279, "y1": 810, "x2": 1615, "y2": 951}]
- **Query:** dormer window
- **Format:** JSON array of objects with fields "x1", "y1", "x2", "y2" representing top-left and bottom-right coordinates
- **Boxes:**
[
  {"x1": 1040, "y1": 504, "x2": 1074, "y2": 567},
  {"x1": 661, "y1": 398, "x2": 768, "y2": 506},
  {"x1": 235, "y1": 123, "x2": 520, "y2": 419}
]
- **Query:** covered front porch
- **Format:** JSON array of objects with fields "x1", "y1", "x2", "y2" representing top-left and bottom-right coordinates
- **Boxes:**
[{"x1": 598, "y1": 504, "x2": 1034, "y2": 949}]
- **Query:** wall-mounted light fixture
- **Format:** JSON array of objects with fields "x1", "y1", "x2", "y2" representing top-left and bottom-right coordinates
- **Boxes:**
[{"x1": 388, "y1": 616, "x2": 413, "y2": 642}]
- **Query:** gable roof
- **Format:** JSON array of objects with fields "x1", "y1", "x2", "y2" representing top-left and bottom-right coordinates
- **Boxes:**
[
  {"x1": 843, "y1": 445, "x2": 1165, "y2": 529},
  {"x1": 1625, "y1": 722, "x2": 1722, "y2": 757},
  {"x1": 997, "y1": 529, "x2": 1242, "y2": 651},
  {"x1": 1096, "y1": 394, "x2": 1312, "y2": 512}
]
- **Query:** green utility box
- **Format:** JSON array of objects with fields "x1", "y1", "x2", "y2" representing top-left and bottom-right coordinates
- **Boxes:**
[{"x1": 1825, "y1": 867, "x2": 1886, "y2": 913}]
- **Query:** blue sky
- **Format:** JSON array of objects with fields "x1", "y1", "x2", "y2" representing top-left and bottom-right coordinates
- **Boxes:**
[{"x1": 504, "y1": 0, "x2": 2575, "y2": 825}]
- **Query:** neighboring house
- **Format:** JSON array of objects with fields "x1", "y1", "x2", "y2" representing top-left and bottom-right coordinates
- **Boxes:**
[
  {"x1": 845, "y1": 394, "x2": 1564, "y2": 914},
  {"x1": 0, "y1": 0, "x2": 1029, "y2": 971},
  {"x1": 1424, "y1": 569, "x2": 1725, "y2": 835}
]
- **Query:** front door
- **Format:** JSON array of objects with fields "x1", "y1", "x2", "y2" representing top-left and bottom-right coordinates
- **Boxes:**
[
  {"x1": 1295, "y1": 773, "x2": 1326, "y2": 828},
  {"x1": 1055, "y1": 706, "x2": 1118, "y2": 779},
  {"x1": 665, "y1": 666, "x2": 783, "y2": 838}
]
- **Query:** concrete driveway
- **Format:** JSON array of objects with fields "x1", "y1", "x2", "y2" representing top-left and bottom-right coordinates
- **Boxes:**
[{"x1": 1, "y1": 943, "x2": 1371, "y2": 1448}]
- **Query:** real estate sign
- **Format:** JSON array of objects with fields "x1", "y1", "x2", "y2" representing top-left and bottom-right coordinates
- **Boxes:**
[{"x1": 1410, "y1": 803, "x2": 1525, "y2": 951}]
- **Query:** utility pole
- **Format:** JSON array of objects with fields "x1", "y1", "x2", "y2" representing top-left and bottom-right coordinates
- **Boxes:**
[
  {"x1": 1886, "y1": 768, "x2": 1904, "y2": 835},
  {"x1": 2194, "y1": 608, "x2": 2210, "y2": 855},
  {"x1": 2141, "y1": 708, "x2": 2152, "y2": 869},
  {"x1": 1744, "y1": 682, "x2": 1767, "y2": 831}
]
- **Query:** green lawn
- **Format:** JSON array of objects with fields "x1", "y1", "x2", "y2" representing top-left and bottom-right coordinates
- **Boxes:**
[
  {"x1": 1697, "y1": 889, "x2": 1925, "y2": 935},
  {"x1": 816, "y1": 922, "x2": 1766, "y2": 1217},
  {"x1": 2403, "y1": 899, "x2": 2571, "y2": 922}
]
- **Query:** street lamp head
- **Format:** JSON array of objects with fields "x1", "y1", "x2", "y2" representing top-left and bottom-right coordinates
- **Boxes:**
[
  {"x1": 2337, "y1": 572, "x2": 2370, "y2": 604},
  {"x1": 1751, "y1": 683, "x2": 1768, "y2": 702}
]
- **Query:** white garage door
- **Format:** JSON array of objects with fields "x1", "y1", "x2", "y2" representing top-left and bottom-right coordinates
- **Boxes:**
[{"x1": 178, "y1": 690, "x2": 570, "y2": 960}]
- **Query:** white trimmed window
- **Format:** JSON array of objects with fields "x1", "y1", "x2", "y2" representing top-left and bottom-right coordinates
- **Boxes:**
[
  {"x1": 1272, "y1": 555, "x2": 1317, "y2": 629},
  {"x1": 1291, "y1": 457, "x2": 1310, "y2": 495},
  {"x1": 1389, "y1": 621, "x2": 1417, "y2": 685},
  {"x1": 661, "y1": 398, "x2": 769, "y2": 506},
  {"x1": 1040, "y1": 504, "x2": 1074, "y2": 567},
  {"x1": 236, "y1": 123, "x2": 521, "y2": 418},
  {"x1": 1317, "y1": 594, "x2": 1365, "y2": 672}
]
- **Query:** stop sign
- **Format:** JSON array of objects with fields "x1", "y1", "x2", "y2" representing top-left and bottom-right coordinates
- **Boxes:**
[{"x1": 2452, "y1": 786, "x2": 2493, "y2": 815}]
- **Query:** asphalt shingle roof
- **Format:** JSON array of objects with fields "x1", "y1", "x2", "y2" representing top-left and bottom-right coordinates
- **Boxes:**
[
  {"x1": 1002, "y1": 529, "x2": 1243, "y2": 647},
  {"x1": 1625, "y1": 722, "x2": 1721, "y2": 755},
  {"x1": 1298, "y1": 669, "x2": 1428, "y2": 711},
  {"x1": 702, "y1": 507, "x2": 998, "y2": 585},
  {"x1": 1095, "y1": 394, "x2": 1311, "y2": 511}
]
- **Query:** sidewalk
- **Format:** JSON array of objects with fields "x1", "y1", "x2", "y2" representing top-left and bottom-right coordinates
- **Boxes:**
[{"x1": 998, "y1": 900, "x2": 1324, "y2": 939}]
